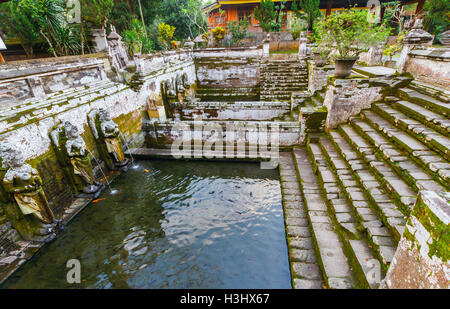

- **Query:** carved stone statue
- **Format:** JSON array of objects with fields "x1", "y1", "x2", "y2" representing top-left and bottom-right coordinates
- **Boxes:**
[
  {"x1": 50, "y1": 122, "x2": 103, "y2": 197},
  {"x1": 88, "y1": 108, "x2": 129, "y2": 171},
  {"x1": 0, "y1": 142, "x2": 55, "y2": 240},
  {"x1": 160, "y1": 79, "x2": 177, "y2": 118}
]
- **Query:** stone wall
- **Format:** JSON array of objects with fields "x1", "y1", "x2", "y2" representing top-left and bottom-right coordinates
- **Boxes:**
[
  {"x1": 144, "y1": 120, "x2": 301, "y2": 149},
  {"x1": 404, "y1": 49, "x2": 450, "y2": 87},
  {"x1": 193, "y1": 47, "x2": 261, "y2": 89},
  {"x1": 323, "y1": 74, "x2": 413, "y2": 130},
  {"x1": 0, "y1": 54, "x2": 110, "y2": 108},
  {"x1": 0, "y1": 49, "x2": 196, "y2": 214},
  {"x1": 383, "y1": 191, "x2": 449, "y2": 289},
  {"x1": 307, "y1": 61, "x2": 334, "y2": 94}
]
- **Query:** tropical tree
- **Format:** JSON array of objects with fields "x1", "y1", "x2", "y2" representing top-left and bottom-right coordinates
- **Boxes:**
[
  {"x1": 423, "y1": 0, "x2": 450, "y2": 43},
  {"x1": 291, "y1": 0, "x2": 320, "y2": 32},
  {"x1": 227, "y1": 18, "x2": 249, "y2": 46},
  {"x1": 254, "y1": 0, "x2": 286, "y2": 33},
  {"x1": 92, "y1": 0, "x2": 114, "y2": 30},
  {"x1": 158, "y1": 22, "x2": 176, "y2": 49}
]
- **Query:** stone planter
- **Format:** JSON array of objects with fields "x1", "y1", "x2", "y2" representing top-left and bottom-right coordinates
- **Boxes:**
[
  {"x1": 334, "y1": 58, "x2": 357, "y2": 78},
  {"x1": 313, "y1": 52, "x2": 328, "y2": 67}
]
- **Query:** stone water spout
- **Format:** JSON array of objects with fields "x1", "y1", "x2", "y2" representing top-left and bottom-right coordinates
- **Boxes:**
[
  {"x1": 50, "y1": 121, "x2": 104, "y2": 198},
  {"x1": 88, "y1": 108, "x2": 130, "y2": 171},
  {"x1": 0, "y1": 141, "x2": 55, "y2": 240}
]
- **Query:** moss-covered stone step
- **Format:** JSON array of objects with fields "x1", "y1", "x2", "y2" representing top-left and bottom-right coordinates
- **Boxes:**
[
  {"x1": 350, "y1": 117, "x2": 447, "y2": 192},
  {"x1": 372, "y1": 103, "x2": 450, "y2": 161},
  {"x1": 391, "y1": 100, "x2": 450, "y2": 137},
  {"x1": 408, "y1": 80, "x2": 450, "y2": 104},
  {"x1": 293, "y1": 148, "x2": 356, "y2": 289},
  {"x1": 6, "y1": 79, "x2": 115, "y2": 113},
  {"x1": 397, "y1": 88, "x2": 450, "y2": 117},
  {"x1": 1, "y1": 80, "x2": 118, "y2": 118},
  {"x1": 318, "y1": 136, "x2": 401, "y2": 269},
  {"x1": 278, "y1": 152, "x2": 324, "y2": 289},
  {"x1": 307, "y1": 141, "x2": 387, "y2": 288},
  {"x1": 337, "y1": 124, "x2": 417, "y2": 216},
  {"x1": 358, "y1": 111, "x2": 450, "y2": 189}
]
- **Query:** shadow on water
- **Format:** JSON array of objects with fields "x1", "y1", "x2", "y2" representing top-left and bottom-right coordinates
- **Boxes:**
[{"x1": 2, "y1": 160, "x2": 291, "y2": 289}]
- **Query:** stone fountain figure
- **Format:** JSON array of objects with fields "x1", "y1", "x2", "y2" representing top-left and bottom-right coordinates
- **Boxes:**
[
  {"x1": 0, "y1": 142, "x2": 55, "y2": 240},
  {"x1": 50, "y1": 121, "x2": 103, "y2": 197},
  {"x1": 161, "y1": 79, "x2": 177, "y2": 118},
  {"x1": 88, "y1": 108, "x2": 130, "y2": 171}
]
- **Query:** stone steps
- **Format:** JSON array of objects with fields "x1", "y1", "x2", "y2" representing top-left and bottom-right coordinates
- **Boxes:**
[
  {"x1": 0, "y1": 80, "x2": 124, "y2": 122},
  {"x1": 278, "y1": 152, "x2": 324, "y2": 289},
  {"x1": 361, "y1": 110, "x2": 450, "y2": 186},
  {"x1": 4, "y1": 79, "x2": 116, "y2": 114},
  {"x1": 407, "y1": 80, "x2": 450, "y2": 103},
  {"x1": 397, "y1": 88, "x2": 450, "y2": 117},
  {"x1": 322, "y1": 133, "x2": 402, "y2": 263},
  {"x1": 350, "y1": 117, "x2": 447, "y2": 194},
  {"x1": 292, "y1": 148, "x2": 356, "y2": 289},
  {"x1": 391, "y1": 100, "x2": 450, "y2": 136},
  {"x1": 337, "y1": 124, "x2": 417, "y2": 216},
  {"x1": 327, "y1": 129, "x2": 407, "y2": 236},
  {"x1": 372, "y1": 103, "x2": 450, "y2": 161},
  {"x1": 315, "y1": 137, "x2": 400, "y2": 276},
  {"x1": 260, "y1": 59, "x2": 308, "y2": 102},
  {"x1": 308, "y1": 139, "x2": 391, "y2": 287}
]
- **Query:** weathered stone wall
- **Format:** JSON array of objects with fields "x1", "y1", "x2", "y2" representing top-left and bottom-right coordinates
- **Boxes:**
[
  {"x1": 0, "y1": 54, "x2": 110, "y2": 108},
  {"x1": 323, "y1": 78, "x2": 383, "y2": 130},
  {"x1": 0, "y1": 49, "x2": 196, "y2": 214},
  {"x1": 383, "y1": 191, "x2": 449, "y2": 289},
  {"x1": 144, "y1": 120, "x2": 301, "y2": 149},
  {"x1": 173, "y1": 101, "x2": 290, "y2": 121},
  {"x1": 404, "y1": 49, "x2": 450, "y2": 86},
  {"x1": 323, "y1": 75, "x2": 413, "y2": 130},
  {"x1": 307, "y1": 61, "x2": 334, "y2": 94},
  {"x1": 193, "y1": 47, "x2": 261, "y2": 89}
]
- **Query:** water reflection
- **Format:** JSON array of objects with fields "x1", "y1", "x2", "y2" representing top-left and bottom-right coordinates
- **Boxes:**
[{"x1": 3, "y1": 160, "x2": 290, "y2": 289}]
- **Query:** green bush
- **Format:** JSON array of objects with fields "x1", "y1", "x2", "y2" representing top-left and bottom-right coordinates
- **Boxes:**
[{"x1": 315, "y1": 9, "x2": 392, "y2": 59}]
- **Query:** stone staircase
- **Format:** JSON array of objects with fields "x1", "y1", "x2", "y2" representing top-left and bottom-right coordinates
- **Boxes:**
[
  {"x1": 260, "y1": 59, "x2": 308, "y2": 102},
  {"x1": 281, "y1": 83, "x2": 449, "y2": 289}
]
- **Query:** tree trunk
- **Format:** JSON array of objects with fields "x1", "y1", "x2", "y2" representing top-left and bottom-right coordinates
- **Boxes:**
[{"x1": 40, "y1": 29, "x2": 58, "y2": 58}]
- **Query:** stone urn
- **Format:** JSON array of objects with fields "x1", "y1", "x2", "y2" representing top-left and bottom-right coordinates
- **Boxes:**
[{"x1": 334, "y1": 57, "x2": 358, "y2": 78}]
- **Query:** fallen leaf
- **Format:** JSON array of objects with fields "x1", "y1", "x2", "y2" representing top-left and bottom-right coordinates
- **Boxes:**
[
  {"x1": 216, "y1": 267, "x2": 219, "y2": 271},
  {"x1": 144, "y1": 169, "x2": 150, "y2": 173},
  {"x1": 92, "y1": 198, "x2": 105, "y2": 203}
]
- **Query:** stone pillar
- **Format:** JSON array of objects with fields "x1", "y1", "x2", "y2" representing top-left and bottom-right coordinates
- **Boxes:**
[
  {"x1": 298, "y1": 32, "x2": 309, "y2": 58},
  {"x1": 382, "y1": 191, "x2": 449, "y2": 289},
  {"x1": 263, "y1": 34, "x2": 270, "y2": 58},
  {"x1": 91, "y1": 28, "x2": 109, "y2": 52},
  {"x1": 397, "y1": 18, "x2": 433, "y2": 73}
]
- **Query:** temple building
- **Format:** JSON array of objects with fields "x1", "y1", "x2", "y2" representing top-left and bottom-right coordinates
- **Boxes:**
[{"x1": 203, "y1": 0, "x2": 427, "y2": 32}]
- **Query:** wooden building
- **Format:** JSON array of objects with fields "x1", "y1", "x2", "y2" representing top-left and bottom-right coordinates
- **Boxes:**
[{"x1": 203, "y1": 0, "x2": 427, "y2": 32}]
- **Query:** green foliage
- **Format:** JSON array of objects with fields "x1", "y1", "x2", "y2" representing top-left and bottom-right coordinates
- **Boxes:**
[
  {"x1": 423, "y1": 0, "x2": 450, "y2": 43},
  {"x1": 382, "y1": 31, "x2": 405, "y2": 59},
  {"x1": 227, "y1": 18, "x2": 249, "y2": 46},
  {"x1": 158, "y1": 22, "x2": 176, "y2": 49},
  {"x1": 211, "y1": 26, "x2": 225, "y2": 46},
  {"x1": 315, "y1": 9, "x2": 392, "y2": 59},
  {"x1": 122, "y1": 18, "x2": 154, "y2": 54},
  {"x1": 158, "y1": 0, "x2": 206, "y2": 40},
  {"x1": 382, "y1": 1, "x2": 403, "y2": 31},
  {"x1": 92, "y1": 0, "x2": 114, "y2": 29},
  {"x1": 291, "y1": 0, "x2": 320, "y2": 32},
  {"x1": 254, "y1": 0, "x2": 286, "y2": 33},
  {"x1": 3, "y1": 0, "x2": 83, "y2": 57}
]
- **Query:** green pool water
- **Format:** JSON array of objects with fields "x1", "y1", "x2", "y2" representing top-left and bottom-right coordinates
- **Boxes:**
[{"x1": 3, "y1": 160, "x2": 291, "y2": 289}]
